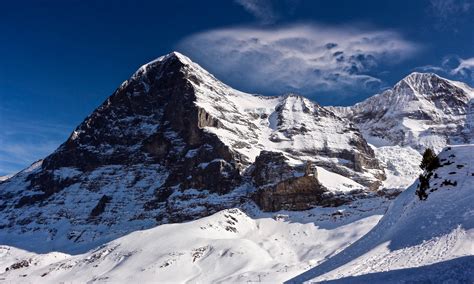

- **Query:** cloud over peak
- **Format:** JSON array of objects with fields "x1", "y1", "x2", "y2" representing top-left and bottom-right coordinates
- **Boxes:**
[
  {"x1": 415, "y1": 55, "x2": 474, "y2": 82},
  {"x1": 234, "y1": 0, "x2": 277, "y2": 24},
  {"x1": 178, "y1": 24, "x2": 419, "y2": 97}
]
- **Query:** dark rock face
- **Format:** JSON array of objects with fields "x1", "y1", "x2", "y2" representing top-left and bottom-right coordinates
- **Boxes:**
[
  {"x1": 0, "y1": 53, "x2": 248, "y2": 248},
  {"x1": 251, "y1": 151, "x2": 350, "y2": 211},
  {"x1": 26, "y1": 53, "x2": 242, "y2": 208},
  {"x1": 254, "y1": 174, "x2": 350, "y2": 211},
  {"x1": 251, "y1": 151, "x2": 294, "y2": 187},
  {"x1": 89, "y1": 195, "x2": 112, "y2": 219}
]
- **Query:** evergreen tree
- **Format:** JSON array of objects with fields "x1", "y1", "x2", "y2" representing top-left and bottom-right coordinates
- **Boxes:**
[
  {"x1": 420, "y1": 148, "x2": 440, "y2": 171},
  {"x1": 416, "y1": 174, "x2": 429, "y2": 200}
]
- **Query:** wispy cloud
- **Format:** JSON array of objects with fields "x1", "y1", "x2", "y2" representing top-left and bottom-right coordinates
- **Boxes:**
[
  {"x1": 413, "y1": 64, "x2": 446, "y2": 73},
  {"x1": 429, "y1": 0, "x2": 472, "y2": 19},
  {"x1": 178, "y1": 24, "x2": 419, "y2": 96},
  {"x1": 450, "y1": 57, "x2": 474, "y2": 79},
  {"x1": 234, "y1": 0, "x2": 278, "y2": 24},
  {"x1": 414, "y1": 55, "x2": 474, "y2": 82},
  {"x1": 428, "y1": 0, "x2": 473, "y2": 31}
]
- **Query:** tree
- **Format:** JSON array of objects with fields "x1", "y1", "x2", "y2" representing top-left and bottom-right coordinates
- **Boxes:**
[
  {"x1": 420, "y1": 148, "x2": 440, "y2": 171},
  {"x1": 416, "y1": 148, "x2": 440, "y2": 201},
  {"x1": 416, "y1": 174, "x2": 429, "y2": 200}
]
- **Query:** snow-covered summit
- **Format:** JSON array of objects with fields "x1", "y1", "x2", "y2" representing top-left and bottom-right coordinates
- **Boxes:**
[
  {"x1": 333, "y1": 72, "x2": 474, "y2": 152},
  {"x1": 0, "y1": 52, "x2": 384, "y2": 253}
]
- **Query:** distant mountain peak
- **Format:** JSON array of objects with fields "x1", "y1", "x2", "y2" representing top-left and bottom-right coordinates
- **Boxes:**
[
  {"x1": 332, "y1": 71, "x2": 473, "y2": 153},
  {"x1": 394, "y1": 72, "x2": 465, "y2": 98},
  {"x1": 402, "y1": 71, "x2": 440, "y2": 81}
]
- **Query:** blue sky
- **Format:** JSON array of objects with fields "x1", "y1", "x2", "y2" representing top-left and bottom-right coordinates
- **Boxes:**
[{"x1": 1, "y1": 0, "x2": 473, "y2": 175}]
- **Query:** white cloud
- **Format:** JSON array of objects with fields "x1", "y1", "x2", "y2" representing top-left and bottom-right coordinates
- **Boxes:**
[
  {"x1": 414, "y1": 65, "x2": 445, "y2": 73},
  {"x1": 429, "y1": 0, "x2": 472, "y2": 19},
  {"x1": 451, "y1": 57, "x2": 474, "y2": 78},
  {"x1": 428, "y1": 0, "x2": 473, "y2": 30},
  {"x1": 414, "y1": 55, "x2": 474, "y2": 82},
  {"x1": 234, "y1": 0, "x2": 277, "y2": 24},
  {"x1": 178, "y1": 24, "x2": 419, "y2": 95}
]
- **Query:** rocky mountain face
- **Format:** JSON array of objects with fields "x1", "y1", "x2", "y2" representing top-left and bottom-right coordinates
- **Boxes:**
[
  {"x1": 332, "y1": 72, "x2": 474, "y2": 153},
  {"x1": 0, "y1": 52, "x2": 387, "y2": 252}
]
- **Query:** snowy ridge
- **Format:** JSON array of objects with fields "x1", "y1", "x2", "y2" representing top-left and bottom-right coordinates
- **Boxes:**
[
  {"x1": 1, "y1": 52, "x2": 473, "y2": 283},
  {"x1": 118, "y1": 51, "x2": 384, "y2": 187},
  {"x1": 0, "y1": 175, "x2": 14, "y2": 182}
]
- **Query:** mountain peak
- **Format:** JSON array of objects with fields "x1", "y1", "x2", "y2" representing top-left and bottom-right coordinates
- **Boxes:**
[
  {"x1": 334, "y1": 71, "x2": 473, "y2": 153},
  {"x1": 130, "y1": 51, "x2": 193, "y2": 80},
  {"x1": 397, "y1": 72, "x2": 444, "y2": 90},
  {"x1": 403, "y1": 71, "x2": 439, "y2": 80},
  {"x1": 390, "y1": 71, "x2": 472, "y2": 102},
  {"x1": 157, "y1": 51, "x2": 193, "y2": 65}
]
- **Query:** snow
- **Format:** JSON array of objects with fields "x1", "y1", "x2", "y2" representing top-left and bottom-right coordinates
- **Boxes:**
[
  {"x1": 289, "y1": 144, "x2": 474, "y2": 283},
  {"x1": 0, "y1": 175, "x2": 14, "y2": 182},
  {"x1": 316, "y1": 166, "x2": 364, "y2": 193},
  {"x1": 332, "y1": 72, "x2": 474, "y2": 153},
  {"x1": 0, "y1": 198, "x2": 388, "y2": 283},
  {"x1": 53, "y1": 167, "x2": 82, "y2": 180},
  {"x1": 373, "y1": 146, "x2": 422, "y2": 192},
  {"x1": 173, "y1": 56, "x2": 383, "y2": 189}
]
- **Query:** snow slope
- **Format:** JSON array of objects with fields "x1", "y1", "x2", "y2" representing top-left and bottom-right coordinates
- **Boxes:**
[
  {"x1": 0, "y1": 197, "x2": 389, "y2": 283},
  {"x1": 288, "y1": 144, "x2": 474, "y2": 283},
  {"x1": 373, "y1": 146, "x2": 422, "y2": 193}
]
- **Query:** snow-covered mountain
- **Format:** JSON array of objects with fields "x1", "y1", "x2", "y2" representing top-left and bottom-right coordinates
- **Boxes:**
[
  {"x1": 1, "y1": 52, "x2": 473, "y2": 283},
  {"x1": 332, "y1": 72, "x2": 474, "y2": 152},
  {"x1": 331, "y1": 72, "x2": 474, "y2": 193},
  {"x1": 1, "y1": 145, "x2": 472, "y2": 283},
  {"x1": 0, "y1": 52, "x2": 384, "y2": 254}
]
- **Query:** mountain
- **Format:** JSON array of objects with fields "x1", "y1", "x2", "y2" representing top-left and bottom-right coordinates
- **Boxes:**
[
  {"x1": 332, "y1": 72, "x2": 474, "y2": 153},
  {"x1": 330, "y1": 72, "x2": 474, "y2": 193},
  {"x1": 1, "y1": 52, "x2": 473, "y2": 283},
  {"x1": 1, "y1": 145, "x2": 471, "y2": 283},
  {"x1": 0, "y1": 52, "x2": 384, "y2": 253},
  {"x1": 289, "y1": 144, "x2": 474, "y2": 283}
]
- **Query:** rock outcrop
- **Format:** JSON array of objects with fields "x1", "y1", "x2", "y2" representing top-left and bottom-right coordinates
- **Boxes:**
[{"x1": 251, "y1": 152, "x2": 350, "y2": 211}]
